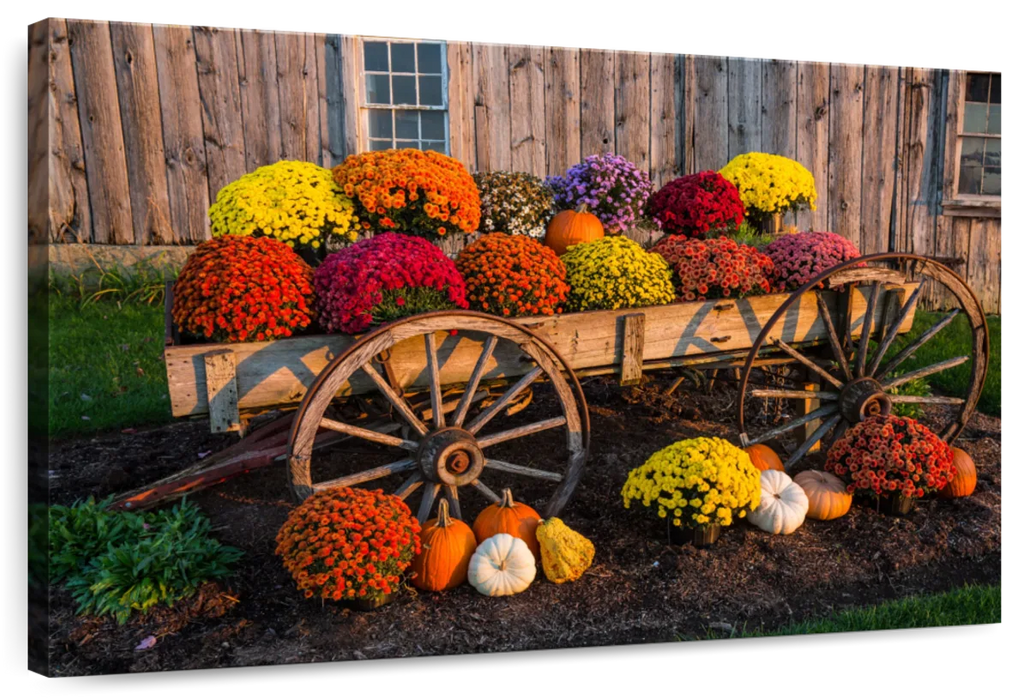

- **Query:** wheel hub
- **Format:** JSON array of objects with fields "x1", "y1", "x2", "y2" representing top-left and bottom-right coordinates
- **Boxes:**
[
  {"x1": 839, "y1": 377, "x2": 893, "y2": 423},
  {"x1": 417, "y1": 427, "x2": 484, "y2": 486}
]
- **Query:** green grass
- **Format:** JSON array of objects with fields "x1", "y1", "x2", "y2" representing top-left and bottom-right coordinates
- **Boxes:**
[
  {"x1": 890, "y1": 310, "x2": 1000, "y2": 417},
  {"x1": 722, "y1": 585, "x2": 1000, "y2": 638},
  {"x1": 48, "y1": 296, "x2": 170, "y2": 439}
]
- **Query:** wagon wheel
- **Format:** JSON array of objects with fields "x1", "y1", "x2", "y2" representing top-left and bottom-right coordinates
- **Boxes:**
[
  {"x1": 737, "y1": 253, "x2": 989, "y2": 470},
  {"x1": 287, "y1": 311, "x2": 590, "y2": 521}
]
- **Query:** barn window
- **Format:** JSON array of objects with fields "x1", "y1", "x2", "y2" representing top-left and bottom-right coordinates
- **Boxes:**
[
  {"x1": 956, "y1": 72, "x2": 1000, "y2": 197},
  {"x1": 360, "y1": 39, "x2": 449, "y2": 154}
]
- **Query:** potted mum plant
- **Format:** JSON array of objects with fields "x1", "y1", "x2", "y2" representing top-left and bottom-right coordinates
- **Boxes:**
[
  {"x1": 621, "y1": 437, "x2": 762, "y2": 546},
  {"x1": 474, "y1": 170, "x2": 554, "y2": 239},
  {"x1": 547, "y1": 153, "x2": 653, "y2": 235},
  {"x1": 719, "y1": 152, "x2": 817, "y2": 234},
  {"x1": 823, "y1": 416, "x2": 957, "y2": 516}
]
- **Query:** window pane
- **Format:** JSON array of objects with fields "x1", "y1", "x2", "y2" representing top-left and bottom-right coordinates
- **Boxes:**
[
  {"x1": 984, "y1": 138, "x2": 1001, "y2": 168},
  {"x1": 960, "y1": 138, "x2": 984, "y2": 167},
  {"x1": 422, "y1": 141, "x2": 447, "y2": 153},
  {"x1": 417, "y1": 43, "x2": 442, "y2": 73},
  {"x1": 419, "y1": 76, "x2": 443, "y2": 106},
  {"x1": 957, "y1": 166, "x2": 982, "y2": 195},
  {"x1": 368, "y1": 109, "x2": 393, "y2": 138},
  {"x1": 392, "y1": 75, "x2": 417, "y2": 105},
  {"x1": 366, "y1": 74, "x2": 390, "y2": 104},
  {"x1": 364, "y1": 42, "x2": 389, "y2": 72},
  {"x1": 421, "y1": 111, "x2": 445, "y2": 140},
  {"x1": 989, "y1": 74, "x2": 1001, "y2": 104},
  {"x1": 396, "y1": 110, "x2": 419, "y2": 139},
  {"x1": 987, "y1": 105, "x2": 1001, "y2": 134},
  {"x1": 966, "y1": 73, "x2": 990, "y2": 102},
  {"x1": 369, "y1": 139, "x2": 394, "y2": 152},
  {"x1": 982, "y1": 167, "x2": 1001, "y2": 196},
  {"x1": 962, "y1": 103, "x2": 987, "y2": 133},
  {"x1": 396, "y1": 140, "x2": 418, "y2": 150},
  {"x1": 391, "y1": 43, "x2": 415, "y2": 73}
]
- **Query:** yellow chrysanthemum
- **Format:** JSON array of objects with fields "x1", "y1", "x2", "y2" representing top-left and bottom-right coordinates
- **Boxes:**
[
  {"x1": 719, "y1": 153, "x2": 817, "y2": 217},
  {"x1": 560, "y1": 236, "x2": 675, "y2": 312}
]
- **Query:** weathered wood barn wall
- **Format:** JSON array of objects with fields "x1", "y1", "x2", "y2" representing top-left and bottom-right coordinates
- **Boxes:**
[{"x1": 29, "y1": 19, "x2": 1000, "y2": 312}]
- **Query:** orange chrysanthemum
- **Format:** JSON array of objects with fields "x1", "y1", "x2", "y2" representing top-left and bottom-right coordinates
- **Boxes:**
[{"x1": 456, "y1": 233, "x2": 569, "y2": 317}]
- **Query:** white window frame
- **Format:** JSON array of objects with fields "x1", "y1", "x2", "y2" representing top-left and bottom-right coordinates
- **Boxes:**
[
  {"x1": 358, "y1": 37, "x2": 450, "y2": 154},
  {"x1": 952, "y1": 71, "x2": 1000, "y2": 202}
]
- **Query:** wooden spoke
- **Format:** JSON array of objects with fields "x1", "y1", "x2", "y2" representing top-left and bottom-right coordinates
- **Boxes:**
[
  {"x1": 771, "y1": 338, "x2": 844, "y2": 389},
  {"x1": 890, "y1": 395, "x2": 966, "y2": 405},
  {"x1": 751, "y1": 389, "x2": 840, "y2": 400},
  {"x1": 394, "y1": 473, "x2": 423, "y2": 500},
  {"x1": 313, "y1": 458, "x2": 415, "y2": 491},
  {"x1": 816, "y1": 293, "x2": 852, "y2": 381},
  {"x1": 865, "y1": 279, "x2": 928, "y2": 377},
  {"x1": 417, "y1": 483, "x2": 441, "y2": 522},
  {"x1": 881, "y1": 356, "x2": 969, "y2": 391},
  {"x1": 874, "y1": 308, "x2": 960, "y2": 380},
  {"x1": 742, "y1": 403, "x2": 839, "y2": 447},
  {"x1": 361, "y1": 362, "x2": 429, "y2": 436},
  {"x1": 854, "y1": 281, "x2": 881, "y2": 378},
  {"x1": 424, "y1": 334, "x2": 445, "y2": 430},
  {"x1": 477, "y1": 416, "x2": 567, "y2": 449},
  {"x1": 443, "y1": 483, "x2": 461, "y2": 520},
  {"x1": 484, "y1": 459, "x2": 564, "y2": 483},
  {"x1": 319, "y1": 418, "x2": 420, "y2": 451},
  {"x1": 784, "y1": 415, "x2": 841, "y2": 470},
  {"x1": 451, "y1": 335, "x2": 499, "y2": 428},
  {"x1": 841, "y1": 283, "x2": 856, "y2": 352},
  {"x1": 465, "y1": 366, "x2": 544, "y2": 435},
  {"x1": 470, "y1": 478, "x2": 501, "y2": 503}
]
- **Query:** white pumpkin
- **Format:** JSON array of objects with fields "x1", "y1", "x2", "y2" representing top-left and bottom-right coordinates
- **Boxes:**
[
  {"x1": 747, "y1": 470, "x2": 809, "y2": 535},
  {"x1": 467, "y1": 533, "x2": 536, "y2": 596}
]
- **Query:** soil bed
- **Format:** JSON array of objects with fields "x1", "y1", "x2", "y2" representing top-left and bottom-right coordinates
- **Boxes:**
[{"x1": 42, "y1": 374, "x2": 1001, "y2": 675}]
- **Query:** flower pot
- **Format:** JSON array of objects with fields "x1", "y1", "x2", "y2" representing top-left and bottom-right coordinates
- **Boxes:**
[
  {"x1": 760, "y1": 212, "x2": 784, "y2": 234},
  {"x1": 343, "y1": 592, "x2": 396, "y2": 612},
  {"x1": 884, "y1": 493, "x2": 915, "y2": 516},
  {"x1": 670, "y1": 522, "x2": 722, "y2": 547}
]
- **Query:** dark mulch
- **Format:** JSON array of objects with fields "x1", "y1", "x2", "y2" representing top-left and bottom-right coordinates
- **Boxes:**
[{"x1": 39, "y1": 374, "x2": 1001, "y2": 676}]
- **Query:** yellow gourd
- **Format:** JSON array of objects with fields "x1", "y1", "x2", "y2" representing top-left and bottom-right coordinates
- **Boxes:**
[{"x1": 536, "y1": 517, "x2": 594, "y2": 584}]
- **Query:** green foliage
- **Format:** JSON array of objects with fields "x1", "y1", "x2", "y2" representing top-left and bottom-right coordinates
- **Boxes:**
[
  {"x1": 887, "y1": 375, "x2": 932, "y2": 419},
  {"x1": 48, "y1": 251, "x2": 177, "y2": 308},
  {"x1": 708, "y1": 221, "x2": 775, "y2": 250},
  {"x1": 371, "y1": 286, "x2": 459, "y2": 326},
  {"x1": 49, "y1": 498, "x2": 242, "y2": 624}
]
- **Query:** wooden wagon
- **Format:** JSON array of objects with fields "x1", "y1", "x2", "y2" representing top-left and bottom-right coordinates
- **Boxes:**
[{"x1": 120, "y1": 254, "x2": 988, "y2": 522}]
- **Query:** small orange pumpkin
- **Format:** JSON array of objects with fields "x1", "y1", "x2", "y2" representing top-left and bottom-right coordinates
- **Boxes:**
[
  {"x1": 472, "y1": 488, "x2": 541, "y2": 559},
  {"x1": 544, "y1": 204, "x2": 604, "y2": 256},
  {"x1": 410, "y1": 499, "x2": 477, "y2": 591},
  {"x1": 794, "y1": 470, "x2": 852, "y2": 520},
  {"x1": 745, "y1": 444, "x2": 784, "y2": 472},
  {"x1": 940, "y1": 447, "x2": 977, "y2": 499}
]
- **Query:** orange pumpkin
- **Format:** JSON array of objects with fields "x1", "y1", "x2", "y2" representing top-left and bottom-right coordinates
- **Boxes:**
[
  {"x1": 544, "y1": 204, "x2": 604, "y2": 256},
  {"x1": 472, "y1": 488, "x2": 541, "y2": 559},
  {"x1": 940, "y1": 447, "x2": 977, "y2": 499},
  {"x1": 794, "y1": 470, "x2": 852, "y2": 520},
  {"x1": 410, "y1": 499, "x2": 477, "y2": 591},
  {"x1": 745, "y1": 444, "x2": 784, "y2": 472}
]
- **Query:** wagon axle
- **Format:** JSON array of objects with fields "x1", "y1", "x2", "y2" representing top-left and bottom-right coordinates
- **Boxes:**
[
  {"x1": 417, "y1": 427, "x2": 485, "y2": 486},
  {"x1": 839, "y1": 378, "x2": 893, "y2": 424}
]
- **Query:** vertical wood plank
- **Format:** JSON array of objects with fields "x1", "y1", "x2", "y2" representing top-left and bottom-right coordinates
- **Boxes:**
[
  {"x1": 619, "y1": 313, "x2": 646, "y2": 386},
  {"x1": 274, "y1": 31, "x2": 318, "y2": 162},
  {"x1": 194, "y1": 25, "x2": 246, "y2": 203},
  {"x1": 649, "y1": 52, "x2": 677, "y2": 187},
  {"x1": 579, "y1": 49, "x2": 615, "y2": 157},
  {"x1": 204, "y1": 349, "x2": 242, "y2": 434},
  {"x1": 828, "y1": 63, "x2": 864, "y2": 244},
  {"x1": 614, "y1": 51, "x2": 650, "y2": 173},
  {"x1": 236, "y1": 29, "x2": 282, "y2": 170},
  {"x1": 761, "y1": 59, "x2": 797, "y2": 157},
  {"x1": 967, "y1": 218, "x2": 1000, "y2": 313},
  {"x1": 678, "y1": 54, "x2": 695, "y2": 176},
  {"x1": 110, "y1": 21, "x2": 175, "y2": 244},
  {"x1": 543, "y1": 46, "x2": 580, "y2": 176},
  {"x1": 322, "y1": 35, "x2": 347, "y2": 167},
  {"x1": 693, "y1": 55, "x2": 728, "y2": 172},
  {"x1": 860, "y1": 65, "x2": 899, "y2": 255},
  {"x1": 303, "y1": 33, "x2": 321, "y2": 163},
  {"x1": 508, "y1": 45, "x2": 546, "y2": 176},
  {"x1": 314, "y1": 34, "x2": 331, "y2": 167},
  {"x1": 153, "y1": 24, "x2": 211, "y2": 242},
  {"x1": 339, "y1": 35, "x2": 361, "y2": 158},
  {"x1": 28, "y1": 21, "x2": 49, "y2": 243},
  {"x1": 66, "y1": 19, "x2": 134, "y2": 244},
  {"x1": 473, "y1": 43, "x2": 511, "y2": 171},
  {"x1": 939, "y1": 70, "x2": 963, "y2": 211},
  {"x1": 796, "y1": 60, "x2": 830, "y2": 232},
  {"x1": 895, "y1": 67, "x2": 934, "y2": 255},
  {"x1": 447, "y1": 41, "x2": 477, "y2": 172},
  {"x1": 727, "y1": 57, "x2": 762, "y2": 159},
  {"x1": 41, "y1": 19, "x2": 92, "y2": 242}
]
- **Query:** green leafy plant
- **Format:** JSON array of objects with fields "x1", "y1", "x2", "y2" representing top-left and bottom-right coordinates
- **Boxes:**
[
  {"x1": 48, "y1": 249, "x2": 177, "y2": 308},
  {"x1": 888, "y1": 375, "x2": 932, "y2": 419},
  {"x1": 49, "y1": 498, "x2": 242, "y2": 624},
  {"x1": 708, "y1": 220, "x2": 776, "y2": 249}
]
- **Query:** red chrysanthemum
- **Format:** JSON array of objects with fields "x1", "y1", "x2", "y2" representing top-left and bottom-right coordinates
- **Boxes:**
[
  {"x1": 765, "y1": 231, "x2": 863, "y2": 291},
  {"x1": 650, "y1": 235, "x2": 774, "y2": 302},
  {"x1": 646, "y1": 171, "x2": 746, "y2": 238}
]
